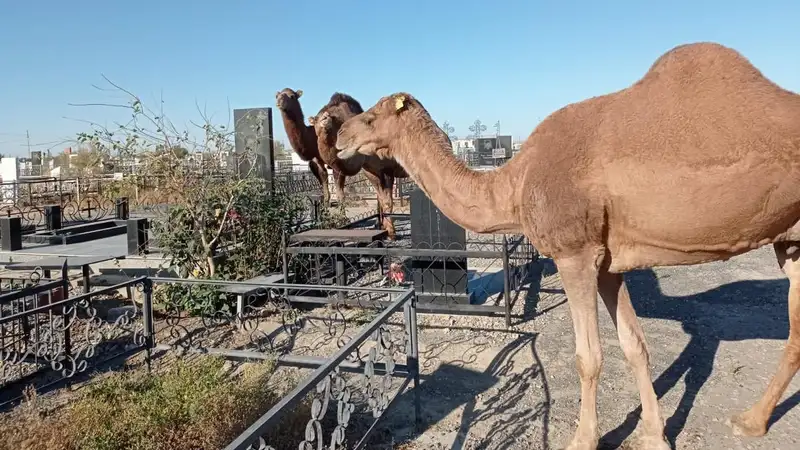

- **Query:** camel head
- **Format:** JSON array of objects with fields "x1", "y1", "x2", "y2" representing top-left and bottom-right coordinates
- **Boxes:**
[
  {"x1": 275, "y1": 88, "x2": 303, "y2": 112},
  {"x1": 335, "y1": 92, "x2": 427, "y2": 160},
  {"x1": 309, "y1": 111, "x2": 337, "y2": 134}
]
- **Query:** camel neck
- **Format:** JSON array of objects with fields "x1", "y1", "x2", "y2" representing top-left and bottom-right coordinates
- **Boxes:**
[
  {"x1": 393, "y1": 123, "x2": 521, "y2": 234},
  {"x1": 280, "y1": 108, "x2": 315, "y2": 158}
]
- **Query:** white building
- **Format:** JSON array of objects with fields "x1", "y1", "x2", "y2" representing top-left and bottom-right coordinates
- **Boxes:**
[{"x1": 451, "y1": 139, "x2": 474, "y2": 154}]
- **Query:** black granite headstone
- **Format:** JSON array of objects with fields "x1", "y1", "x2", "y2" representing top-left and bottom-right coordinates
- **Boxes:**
[
  {"x1": 127, "y1": 218, "x2": 149, "y2": 255},
  {"x1": 409, "y1": 188, "x2": 470, "y2": 303},
  {"x1": 233, "y1": 107, "x2": 275, "y2": 188},
  {"x1": 0, "y1": 217, "x2": 22, "y2": 251},
  {"x1": 116, "y1": 197, "x2": 130, "y2": 220},
  {"x1": 45, "y1": 205, "x2": 62, "y2": 230}
]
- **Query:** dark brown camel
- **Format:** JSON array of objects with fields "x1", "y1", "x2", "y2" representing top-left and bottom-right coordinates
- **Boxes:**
[
  {"x1": 309, "y1": 92, "x2": 408, "y2": 239},
  {"x1": 275, "y1": 88, "x2": 336, "y2": 205}
]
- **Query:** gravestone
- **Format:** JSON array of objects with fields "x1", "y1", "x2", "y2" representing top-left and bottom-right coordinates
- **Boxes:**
[
  {"x1": 409, "y1": 187, "x2": 471, "y2": 303},
  {"x1": 127, "y1": 218, "x2": 149, "y2": 255},
  {"x1": 115, "y1": 197, "x2": 129, "y2": 220},
  {"x1": 0, "y1": 217, "x2": 22, "y2": 251},
  {"x1": 45, "y1": 205, "x2": 62, "y2": 230},
  {"x1": 233, "y1": 107, "x2": 276, "y2": 188}
]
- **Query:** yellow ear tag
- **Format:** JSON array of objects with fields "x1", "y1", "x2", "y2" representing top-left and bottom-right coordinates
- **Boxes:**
[{"x1": 394, "y1": 95, "x2": 406, "y2": 111}]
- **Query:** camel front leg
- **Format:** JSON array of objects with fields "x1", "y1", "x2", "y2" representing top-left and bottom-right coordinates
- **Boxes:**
[
  {"x1": 730, "y1": 241, "x2": 800, "y2": 436},
  {"x1": 334, "y1": 170, "x2": 347, "y2": 211},
  {"x1": 363, "y1": 171, "x2": 395, "y2": 239},
  {"x1": 555, "y1": 253, "x2": 603, "y2": 450},
  {"x1": 598, "y1": 271, "x2": 669, "y2": 449},
  {"x1": 308, "y1": 159, "x2": 330, "y2": 207},
  {"x1": 378, "y1": 173, "x2": 396, "y2": 240}
]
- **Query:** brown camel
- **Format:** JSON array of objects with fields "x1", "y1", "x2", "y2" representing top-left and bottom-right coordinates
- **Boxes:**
[
  {"x1": 275, "y1": 88, "x2": 336, "y2": 206},
  {"x1": 309, "y1": 93, "x2": 409, "y2": 239},
  {"x1": 335, "y1": 42, "x2": 800, "y2": 449}
]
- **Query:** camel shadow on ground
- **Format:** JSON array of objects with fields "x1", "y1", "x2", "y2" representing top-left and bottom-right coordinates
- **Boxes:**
[
  {"x1": 384, "y1": 333, "x2": 552, "y2": 450},
  {"x1": 601, "y1": 268, "x2": 800, "y2": 449}
]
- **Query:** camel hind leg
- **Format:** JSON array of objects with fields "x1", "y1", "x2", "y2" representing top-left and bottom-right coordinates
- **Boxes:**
[
  {"x1": 730, "y1": 241, "x2": 800, "y2": 436},
  {"x1": 308, "y1": 159, "x2": 330, "y2": 207}
]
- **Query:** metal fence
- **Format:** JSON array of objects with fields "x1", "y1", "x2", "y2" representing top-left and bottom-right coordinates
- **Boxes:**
[
  {"x1": 0, "y1": 271, "x2": 151, "y2": 406},
  {"x1": 284, "y1": 216, "x2": 538, "y2": 327},
  {"x1": 0, "y1": 178, "x2": 122, "y2": 229},
  {"x1": 0, "y1": 274, "x2": 421, "y2": 449}
]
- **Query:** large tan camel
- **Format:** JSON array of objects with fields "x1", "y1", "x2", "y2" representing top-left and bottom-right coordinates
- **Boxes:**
[
  {"x1": 335, "y1": 42, "x2": 800, "y2": 449},
  {"x1": 309, "y1": 101, "x2": 408, "y2": 239},
  {"x1": 275, "y1": 88, "x2": 336, "y2": 205}
]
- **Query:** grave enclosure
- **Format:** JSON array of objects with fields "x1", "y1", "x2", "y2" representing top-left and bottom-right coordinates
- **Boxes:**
[
  {"x1": 0, "y1": 106, "x2": 540, "y2": 450},
  {"x1": 0, "y1": 107, "x2": 537, "y2": 324}
]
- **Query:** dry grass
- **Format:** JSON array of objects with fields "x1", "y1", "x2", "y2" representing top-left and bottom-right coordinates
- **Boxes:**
[{"x1": 0, "y1": 357, "x2": 311, "y2": 450}]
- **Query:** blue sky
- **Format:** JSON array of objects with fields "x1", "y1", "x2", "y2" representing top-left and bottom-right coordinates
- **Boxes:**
[{"x1": 1, "y1": 1, "x2": 799, "y2": 156}]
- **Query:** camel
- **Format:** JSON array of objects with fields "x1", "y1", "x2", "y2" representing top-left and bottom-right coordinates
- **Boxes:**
[
  {"x1": 275, "y1": 88, "x2": 336, "y2": 205},
  {"x1": 309, "y1": 98, "x2": 409, "y2": 239},
  {"x1": 334, "y1": 42, "x2": 800, "y2": 449},
  {"x1": 276, "y1": 88, "x2": 407, "y2": 238}
]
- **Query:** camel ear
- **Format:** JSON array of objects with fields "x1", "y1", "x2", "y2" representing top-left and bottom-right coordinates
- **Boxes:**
[
  {"x1": 394, "y1": 95, "x2": 407, "y2": 113},
  {"x1": 275, "y1": 91, "x2": 281, "y2": 98},
  {"x1": 296, "y1": 90, "x2": 303, "y2": 98},
  {"x1": 308, "y1": 115, "x2": 316, "y2": 125}
]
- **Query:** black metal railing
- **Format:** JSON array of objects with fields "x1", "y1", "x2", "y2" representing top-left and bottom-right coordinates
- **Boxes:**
[
  {"x1": 283, "y1": 227, "x2": 538, "y2": 327},
  {"x1": 1, "y1": 275, "x2": 422, "y2": 449}
]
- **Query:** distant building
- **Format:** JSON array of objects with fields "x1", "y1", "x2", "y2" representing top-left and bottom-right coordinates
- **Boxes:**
[{"x1": 451, "y1": 139, "x2": 475, "y2": 154}]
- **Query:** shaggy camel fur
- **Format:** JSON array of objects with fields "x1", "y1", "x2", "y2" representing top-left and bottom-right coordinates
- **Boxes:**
[
  {"x1": 310, "y1": 99, "x2": 409, "y2": 239},
  {"x1": 275, "y1": 88, "x2": 335, "y2": 205},
  {"x1": 336, "y1": 42, "x2": 800, "y2": 449}
]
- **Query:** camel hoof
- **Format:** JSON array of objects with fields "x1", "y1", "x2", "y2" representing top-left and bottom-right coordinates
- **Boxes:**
[
  {"x1": 727, "y1": 412, "x2": 767, "y2": 437},
  {"x1": 621, "y1": 433, "x2": 672, "y2": 450}
]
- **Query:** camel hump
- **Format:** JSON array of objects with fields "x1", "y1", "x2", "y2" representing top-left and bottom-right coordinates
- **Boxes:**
[
  {"x1": 643, "y1": 42, "x2": 766, "y2": 84},
  {"x1": 323, "y1": 93, "x2": 364, "y2": 115}
]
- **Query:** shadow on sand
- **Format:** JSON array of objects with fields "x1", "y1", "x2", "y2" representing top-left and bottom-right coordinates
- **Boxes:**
[
  {"x1": 385, "y1": 332, "x2": 552, "y2": 450},
  {"x1": 601, "y1": 268, "x2": 800, "y2": 448}
]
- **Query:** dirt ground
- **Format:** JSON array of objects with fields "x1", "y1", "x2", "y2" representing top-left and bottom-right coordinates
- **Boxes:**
[{"x1": 381, "y1": 244, "x2": 800, "y2": 450}]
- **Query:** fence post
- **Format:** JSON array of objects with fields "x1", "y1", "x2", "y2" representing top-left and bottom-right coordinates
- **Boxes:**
[
  {"x1": 142, "y1": 277, "x2": 154, "y2": 372},
  {"x1": 281, "y1": 231, "x2": 290, "y2": 298},
  {"x1": 404, "y1": 291, "x2": 421, "y2": 430},
  {"x1": 335, "y1": 250, "x2": 346, "y2": 303},
  {"x1": 502, "y1": 235, "x2": 512, "y2": 328},
  {"x1": 61, "y1": 260, "x2": 72, "y2": 359}
]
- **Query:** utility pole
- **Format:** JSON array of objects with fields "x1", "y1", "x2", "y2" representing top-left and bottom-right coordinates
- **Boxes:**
[{"x1": 26, "y1": 130, "x2": 31, "y2": 159}]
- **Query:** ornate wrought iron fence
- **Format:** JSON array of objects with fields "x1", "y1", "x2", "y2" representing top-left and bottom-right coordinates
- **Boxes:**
[
  {"x1": 0, "y1": 273, "x2": 152, "y2": 407},
  {"x1": 283, "y1": 226, "x2": 538, "y2": 327},
  {"x1": 0, "y1": 178, "x2": 121, "y2": 229},
  {"x1": 148, "y1": 278, "x2": 419, "y2": 450},
  {"x1": 2, "y1": 274, "x2": 422, "y2": 448}
]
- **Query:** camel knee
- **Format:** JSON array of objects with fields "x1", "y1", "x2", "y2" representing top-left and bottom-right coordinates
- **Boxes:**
[
  {"x1": 620, "y1": 325, "x2": 651, "y2": 368},
  {"x1": 576, "y1": 352, "x2": 602, "y2": 383},
  {"x1": 785, "y1": 341, "x2": 800, "y2": 368}
]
